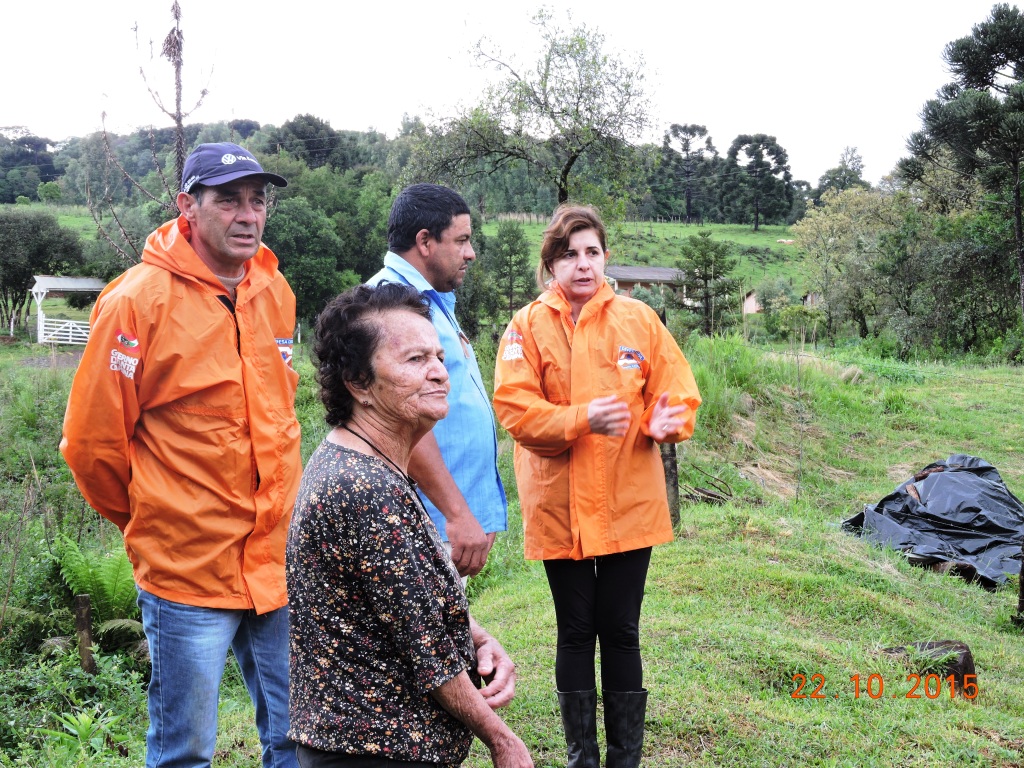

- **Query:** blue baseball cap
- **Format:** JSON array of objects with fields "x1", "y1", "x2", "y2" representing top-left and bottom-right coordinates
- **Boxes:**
[{"x1": 180, "y1": 142, "x2": 287, "y2": 194}]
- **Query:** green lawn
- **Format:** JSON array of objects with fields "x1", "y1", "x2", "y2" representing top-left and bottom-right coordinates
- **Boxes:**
[
  {"x1": 213, "y1": 339, "x2": 1024, "y2": 768},
  {"x1": 54, "y1": 205, "x2": 96, "y2": 239}
]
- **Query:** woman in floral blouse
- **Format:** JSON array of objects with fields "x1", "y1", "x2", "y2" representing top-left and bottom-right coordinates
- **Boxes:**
[{"x1": 286, "y1": 283, "x2": 532, "y2": 768}]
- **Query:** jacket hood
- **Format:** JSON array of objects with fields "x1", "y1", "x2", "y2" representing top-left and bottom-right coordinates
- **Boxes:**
[{"x1": 141, "y1": 216, "x2": 281, "y2": 301}]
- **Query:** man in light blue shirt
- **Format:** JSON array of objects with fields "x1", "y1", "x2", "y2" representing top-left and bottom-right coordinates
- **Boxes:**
[{"x1": 366, "y1": 184, "x2": 507, "y2": 576}]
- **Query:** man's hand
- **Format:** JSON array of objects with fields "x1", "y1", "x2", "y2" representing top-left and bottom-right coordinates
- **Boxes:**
[
  {"x1": 588, "y1": 395, "x2": 631, "y2": 437},
  {"x1": 473, "y1": 622, "x2": 517, "y2": 709},
  {"x1": 406, "y1": 432, "x2": 493, "y2": 577},
  {"x1": 648, "y1": 392, "x2": 690, "y2": 442},
  {"x1": 448, "y1": 514, "x2": 493, "y2": 577}
]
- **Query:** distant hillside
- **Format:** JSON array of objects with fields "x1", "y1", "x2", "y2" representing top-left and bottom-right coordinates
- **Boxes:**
[{"x1": 480, "y1": 220, "x2": 805, "y2": 296}]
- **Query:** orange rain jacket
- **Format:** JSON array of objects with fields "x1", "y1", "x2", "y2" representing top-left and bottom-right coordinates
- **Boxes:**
[
  {"x1": 60, "y1": 216, "x2": 302, "y2": 613},
  {"x1": 493, "y1": 281, "x2": 701, "y2": 561}
]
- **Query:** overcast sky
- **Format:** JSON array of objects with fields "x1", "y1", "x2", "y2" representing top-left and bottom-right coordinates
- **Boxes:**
[{"x1": 3, "y1": 0, "x2": 1008, "y2": 186}]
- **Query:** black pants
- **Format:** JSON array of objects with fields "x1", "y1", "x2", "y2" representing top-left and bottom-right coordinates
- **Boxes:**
[
  {"x1": 296, "y1": 745, "x2": 441, "y2": 768},
  {"x1": 543, "y1": 547, "x2": 652, "y2": 693}
]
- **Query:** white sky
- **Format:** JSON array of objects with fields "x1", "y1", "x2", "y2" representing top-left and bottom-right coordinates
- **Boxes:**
[{"x1": 3, "y1": 0, "x2": 1007, "y2": 186}]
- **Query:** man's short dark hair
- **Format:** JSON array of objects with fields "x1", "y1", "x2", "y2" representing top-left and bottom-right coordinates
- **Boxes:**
[
  {"x1": 313, "y1": 282, "x2": 431, "y2": 427},
  {"x1": 387, "y1": 184, "x2": 471, "y2": 253},
  {"x1": 187, "y1": 184, "x2": 209, "y2": 205}
]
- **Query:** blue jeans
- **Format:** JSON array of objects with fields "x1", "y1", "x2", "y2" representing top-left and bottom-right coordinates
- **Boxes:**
[{"x1": 138, "y1": 589, "x2": 297, "y2": 768}]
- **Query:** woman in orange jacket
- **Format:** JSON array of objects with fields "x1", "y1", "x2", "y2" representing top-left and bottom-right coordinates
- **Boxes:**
[{"x1": 493, "y1": 205, "x2": 701, "y2": 768}]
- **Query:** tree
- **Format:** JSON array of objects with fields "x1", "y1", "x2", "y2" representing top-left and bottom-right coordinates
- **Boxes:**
[
  {"x1": 791, "y1": 187, "x2": 868, "y2": 343},
  {"x1": 721, "y1": 134, "x2": 793, "y2": 230},
  {"x1": 788, "y1": 179, "x2": 812, "y2": 224},
  {"x1": 754, "y1": 276, "x2": 797, "y2": 338},
  {"x1": 899, "y1": 3, "x2": 1024, "y2": 321},
  {"x1": 901, "y1": 145, "x2": 984, "y2": 216},
  {"x1": 228, "y1": 119, "x2": 261, "y2": 140},
  {"x1": 37, "y1": 181, "x2": 61, "y2": 204},
  {"x1": 777, "y1": 304, "x2": 825, "y2": 353},
  {"x1": 275, "y1": 114, "x2": 339, "y2": 170},
  {"x1": 675, "y1": 231, "x2": 739, "y2": 335},
  {"x1": 89, "y1": 1, "x2": 208, "y2": 264},
  {"x1": 815, "y1": 147, "x2": 871, "y2": 201},
  {"x1": 486, "y1": 220, "x2": 534, "y2": 321},
  {"x1": 455, "y1": 211, "x2": 501, "y2": 339},
  {"x1": 345, "y1": 170, "x2": 394, "y2": 279},
  {"x1": 409, "y1": 10, "x2": 649, "y2": 204},
  {"x1": 0, "y1": 133, "x2": 57, "y2": 203},
  {"x1": 0, "y1": 209, "x2": 83, "y2": 331},
  {"x1": 660, "y1": 124, "x2": 717, "y2": 221},
  {"x1": 262, "y1": 197, "x2": 356, "y2": 322}
]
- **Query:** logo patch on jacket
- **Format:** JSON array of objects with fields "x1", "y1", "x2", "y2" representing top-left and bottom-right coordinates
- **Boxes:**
[
  {"x1": 502, "y1": 328, "x2": 524, "y2": 361},
  {"x1": 116, "y1": 329, "x2": 139, "y2": 350},
  {"x1": 277, "y1": 338, "x2": 293, "y2": 367},
  {"x1": 109, "y1": 349, "x2": 140, "y2": 380},
  {"x1": 617, "y1": 345, "x2": 645, "y2": 370}
]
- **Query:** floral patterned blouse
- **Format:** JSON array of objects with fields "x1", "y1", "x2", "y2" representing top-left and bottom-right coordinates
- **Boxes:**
[{"x1": 286, "y1": 440, "x2": 477, "y2": 766}]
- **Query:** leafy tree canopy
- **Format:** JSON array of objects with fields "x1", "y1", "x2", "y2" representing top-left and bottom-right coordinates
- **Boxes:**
[
  {"x1": 406, "y1": 10, "x2": 650, "y2": 204},
  {"x1": 722, "y1": 134, "x2": 793, "y2": 231},
  {"x1": 262, "y1": 197, "x2": 353, "y2": 322},
  {"x1": 675, "y1": 230, "x2": 740, "y2": 335},
  {"x1": 899, "y1": 2, "x2": 1024, "y2": 320},
  {"x1": 815, "y1": 147, "x2": 870, "y2": 201},
  {"x1": 0, "y1": 208, "x2": 83, "y2": 330}
]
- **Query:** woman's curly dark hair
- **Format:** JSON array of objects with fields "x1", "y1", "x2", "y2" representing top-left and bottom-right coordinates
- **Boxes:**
[{"x1": 313, "y1": 282, "x2": 431, "y2": 427}]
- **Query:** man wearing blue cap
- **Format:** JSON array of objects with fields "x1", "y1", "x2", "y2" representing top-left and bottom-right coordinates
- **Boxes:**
[{"x1": 61, "y1": 143, "x2": 300, "y2": 767}]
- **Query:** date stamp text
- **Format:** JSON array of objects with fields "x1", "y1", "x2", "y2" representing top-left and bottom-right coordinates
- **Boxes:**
[{"x1": 791, "y1": 673, "x2": 978, "y2": 700}]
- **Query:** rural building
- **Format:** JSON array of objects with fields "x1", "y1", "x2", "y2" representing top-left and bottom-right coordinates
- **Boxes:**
[
  {"x1": 30, "y1": 275, "x2": 107, "y2": 345},
  {"x1": 605, "y1": 265, "x2": 683, "y2": 296},
  {"x1": 743, "y1": 290, "x2": 762, "y2": 315}
]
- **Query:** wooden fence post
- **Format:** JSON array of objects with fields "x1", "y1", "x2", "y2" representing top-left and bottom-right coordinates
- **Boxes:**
[
  {"x1": 663, "y1": 442, "x2": 680, "y2": 529},
  {"x1": 1015, "y1": 553, "x2": 1024, "y2": 628},
  {"x1": 74, "y1": 594, "x2": 96, "y2": 674},
  {"x1": 658, "y1": 307, "x2": 680, "y2": 529}
]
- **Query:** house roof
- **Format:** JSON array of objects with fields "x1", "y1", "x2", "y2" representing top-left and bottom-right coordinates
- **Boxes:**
[
  {"x1": 605, "y1": 266, "x2": 682, "y2": 284},
  {"x1": 32, "y1": 275, "x2": 107, "y2": 292}
]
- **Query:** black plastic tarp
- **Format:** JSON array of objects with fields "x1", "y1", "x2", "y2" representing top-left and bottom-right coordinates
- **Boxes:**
[{"x1": 842, "y1": 454, "x2": 1024, "y2": 589}]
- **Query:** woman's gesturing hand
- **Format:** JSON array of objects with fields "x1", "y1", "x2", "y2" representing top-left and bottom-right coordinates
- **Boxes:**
[
  {"x1": 587, "y1": 395, "x2": 631, "y2": 437},
  {"x1": 648, "y1": 392, "x2": 690, "y2": 442}
]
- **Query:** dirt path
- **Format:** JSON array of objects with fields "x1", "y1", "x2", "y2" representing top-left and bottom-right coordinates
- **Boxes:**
[{"x1": 18, "y1": 349, "x2": 84, "y2": 368}]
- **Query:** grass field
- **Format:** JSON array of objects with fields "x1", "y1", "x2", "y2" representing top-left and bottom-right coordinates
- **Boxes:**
[
  {"x1": 4, "y1": 244, "x2": 1022, "y2": 767},
  {"x1": 0, "y1": 201, "x2": 96, "y2": 239},
  {"x1": 206, "y1": 338, "x2": 1024, "y2": 767},
  {"x1": 54, "y1": 206, "x2": 96, "y2": 239}
]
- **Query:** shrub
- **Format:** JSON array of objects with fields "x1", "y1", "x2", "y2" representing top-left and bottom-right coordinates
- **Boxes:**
[{"x1": 0, "y1": 649, "x2": 145, "y2": 756}]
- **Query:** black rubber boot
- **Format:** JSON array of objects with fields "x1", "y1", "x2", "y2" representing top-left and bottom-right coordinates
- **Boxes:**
[
  {"x1": 557, "y1": 688, "x2": 600, "y2": 768},
  {"x1": 603, "y1": 689, "x2": 647, "y2": 768}
]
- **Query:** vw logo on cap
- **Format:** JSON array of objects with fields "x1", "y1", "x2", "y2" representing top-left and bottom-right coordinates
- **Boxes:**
[{"x1": 221, "y1": 154, "x2": 238, "y2": 165}]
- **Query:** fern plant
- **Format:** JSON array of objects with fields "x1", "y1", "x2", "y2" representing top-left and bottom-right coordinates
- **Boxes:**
[{"x1": 55, "y1": 537, "x2": 139, "y2": 625}]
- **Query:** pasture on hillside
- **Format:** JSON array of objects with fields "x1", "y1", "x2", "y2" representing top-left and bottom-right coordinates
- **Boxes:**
[{"x1": 479, "y1": 219, "x2": 803, "y2": 296}]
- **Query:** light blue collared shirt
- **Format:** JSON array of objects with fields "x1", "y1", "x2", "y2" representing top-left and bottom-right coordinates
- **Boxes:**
[{"x1": 367, "y1": 253, "x2": 507, "y2": 539}]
